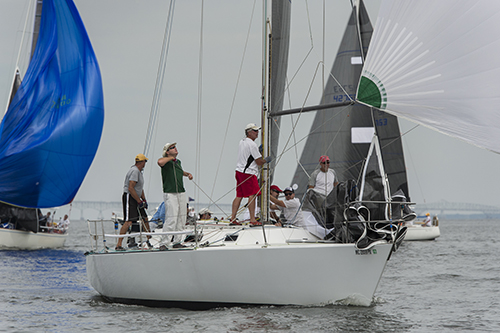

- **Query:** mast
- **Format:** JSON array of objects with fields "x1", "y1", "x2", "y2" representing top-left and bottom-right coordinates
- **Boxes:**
[{"x1": 260, "y1": 0, "x2": 271, "y2": 223}]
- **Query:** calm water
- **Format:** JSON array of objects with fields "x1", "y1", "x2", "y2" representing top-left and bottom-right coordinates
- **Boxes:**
[{"x1": 1, "y1": 219, "x2": 499, "y2": 332}]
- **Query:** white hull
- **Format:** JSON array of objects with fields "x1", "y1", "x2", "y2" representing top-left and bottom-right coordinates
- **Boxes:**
[
  {"x1": 86, "y1": 226, "x2": 392, "y2": 307},
  {"x1": 0, "y1": 229, "x2": 67, "y2": 250},
  {"x1": 404, "y1": 225, "x2": 440, "y2": 241}
]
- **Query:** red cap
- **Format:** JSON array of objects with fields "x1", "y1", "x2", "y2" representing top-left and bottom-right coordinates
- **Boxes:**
[
  {"x1": 319, "y1": 155, "x2": 330, "y2": 163},
  {"x1": 270, "y1": 185, "x2": 282, "y2": 193}
]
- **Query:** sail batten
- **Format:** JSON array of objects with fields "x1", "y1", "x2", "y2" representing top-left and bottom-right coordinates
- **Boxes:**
[{"x1": 0, "y1": 0, "x2": 104, "y2": 208}]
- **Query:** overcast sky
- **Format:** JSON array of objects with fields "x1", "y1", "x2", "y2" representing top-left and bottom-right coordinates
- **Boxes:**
[{"x1": 1, "y1": 0, "x2": 500, "y2": 213}]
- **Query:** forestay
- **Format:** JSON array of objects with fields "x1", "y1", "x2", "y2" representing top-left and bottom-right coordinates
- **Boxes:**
[{"x1": 357, "y1": 0, "x2": 500, "y2": 154}]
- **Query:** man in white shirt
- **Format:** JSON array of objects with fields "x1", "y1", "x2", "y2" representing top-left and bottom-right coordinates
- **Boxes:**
[
  {"x1": 230, "y1": 123, "x2": 271, "y2": 225},
  {"x1": 269, "y1": 187, "x2": 305, "y2": 227},
  {"x1": 308, "y1": 155, "x2": 338, "y2": 196},
  {"x1": 423, "y1": 213, "x2": 432, "y2": 227}
]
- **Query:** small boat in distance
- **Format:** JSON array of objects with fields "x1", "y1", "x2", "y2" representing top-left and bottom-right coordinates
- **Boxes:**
[{"x1": 404, "y1": 215, "x2": 440, "y2": 241}]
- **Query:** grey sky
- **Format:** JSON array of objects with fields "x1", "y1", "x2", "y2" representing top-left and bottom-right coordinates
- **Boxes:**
[{"x1": 1, "y1": 0, "x2": 499, "y2": 212}]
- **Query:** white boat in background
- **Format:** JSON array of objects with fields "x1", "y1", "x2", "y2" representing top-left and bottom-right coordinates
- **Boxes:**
[
  {"x1": 404, "y1": 226, "x2": 440, "y2": 241},
  {"x1": 0, "y1": 0, "x2": 103, "y2": 250},
  {"x1": 86, "y1": 0, "x2": 407, "y2": 308},
  {"x1": 404, "y1": 216, "x2": 440, "y2": 241},
  {"x1": 0, "y1": 229, "x2": 67, "y2": 250}
]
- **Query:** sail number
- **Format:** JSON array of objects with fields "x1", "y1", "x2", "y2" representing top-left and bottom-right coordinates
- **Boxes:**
[
  {"x1": 355, "y1": 249, "x2": 377, "y2": 255},
  {"x1": 52, "y1": 95, "x2": 71, "y2": 109},
  {"x1": 375, "y1": 118, "x2": 388, "y2": 126},
  {"x1": 333, "y1": 94, "x2": 355, "y2": 103}
]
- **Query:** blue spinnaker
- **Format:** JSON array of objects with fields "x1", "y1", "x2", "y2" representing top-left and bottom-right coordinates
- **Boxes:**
[{"x1": 0, "y1": 0, "x2": 104, "y2": 208}]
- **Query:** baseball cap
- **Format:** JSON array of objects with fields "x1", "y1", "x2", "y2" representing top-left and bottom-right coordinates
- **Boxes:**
[
  {"x1": 245, "y1": 123, "x2": 261, "y2": 131},
  {"x1": 199, "y1": 208, "x2": 212, "y2": 215},
  {"x1": 162, "y1": 142, "x2": 177, "y2": 157},
  {"x1": 319, "y1": 155, "x2": 330, "y2": 163},
  {"x1": 270, "y1": 185, "x2": 282, "y2": 193},
  {"x1": 135, "y1": 153, "x2": 148, "y2": 162},
  {"x1": 284, "y1": 187, "x2": 294, "y2": 193}
]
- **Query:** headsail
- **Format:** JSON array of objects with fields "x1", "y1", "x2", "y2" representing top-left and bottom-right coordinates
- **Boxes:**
[
  {"x1": 0, "y1": 0, "x2": 104, "y2": 208},
  {"x1": 358, "y1": 0, "x2": 500, "y2": 154},
  {"x1": 291, "y1": 0, "x2": 409, "y2": 199}
]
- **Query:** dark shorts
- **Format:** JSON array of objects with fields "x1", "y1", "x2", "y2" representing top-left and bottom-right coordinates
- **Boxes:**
[
  {"x1": 122, "y1": 193, "x2": 147, "y2": 223},
  {"x1": 235, "y1": 171, "x2": 261, "y2": 198}
]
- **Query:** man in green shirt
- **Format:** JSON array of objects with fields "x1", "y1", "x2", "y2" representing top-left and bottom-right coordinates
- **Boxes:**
[{"x1": 157, "y1": 142, "x2": 193, "y2": 248}]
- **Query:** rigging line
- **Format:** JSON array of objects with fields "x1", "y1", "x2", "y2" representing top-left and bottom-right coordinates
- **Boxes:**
[
  {"x1": 4, "y1": 0, "x2": 32, "y2": 115},
  {"x1": 209, "y1": 0, "x2": 257, "y2": 200},
  {"x1": 401, "y1": 133, "x2": 426, "y2": 203},
  {"x1": 380, "y1": 123, "x2": 419, "y2": 151},
  {"x1": 195, "y1": 0, "x2": 204, "y2": 203},
  {"x1": 190, "y1": 179, "x2": 231, "y2": 218},
  {"x1": 143, "y1": 0, "x2": 176, "y2": 157},
  {"x1": 272, "y1": 62, "x2": 325, "y2": 169},
  {"x1": 286, "y1": 80, "x2": 307, "y2": 177},
  {"x1": 321, "y1": 0, "x2": 326, "y2": 158},
  {"x1": 276, "y1": 103, "x2": 353, "y2": 169},
  {"x1": 267, "y1": 0, "x2": 314, "y2": 172}
]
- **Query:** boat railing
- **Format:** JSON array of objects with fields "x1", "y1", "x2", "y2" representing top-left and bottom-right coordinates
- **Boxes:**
[{"x1": 86, "y1": 218, "x2": 194, "y2": 253}]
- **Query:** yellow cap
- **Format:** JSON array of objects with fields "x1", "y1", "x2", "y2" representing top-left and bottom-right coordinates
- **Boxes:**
[{"x1": 135, "y1": 153, "x2": 148, "y2": 162}]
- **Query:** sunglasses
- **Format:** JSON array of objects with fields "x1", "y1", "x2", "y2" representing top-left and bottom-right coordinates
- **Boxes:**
[
  {"x1": 169, "y1": 146, "x2": 176, "y2": 150},
  {"x1": 284, "y1": 192, "x2": 293, "y2": 196},
  {"x1": 321, "y1": 161, "x2": 330, "y2": 164}
]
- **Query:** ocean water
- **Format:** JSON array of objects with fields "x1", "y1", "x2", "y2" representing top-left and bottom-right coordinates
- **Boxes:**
[{"x1": 1, "y1": 219, "x2": 499, "y2": 332}]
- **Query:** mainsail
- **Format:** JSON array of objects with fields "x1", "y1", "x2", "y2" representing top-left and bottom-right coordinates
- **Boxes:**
[
  {"x1": 0, "y1": 0, "x2": 104, "y2": 208},
  {"x1": 358, "y1": 0, "x2": 500, "y2": 154},
  {"x1": 291, "y1": 0, "x2": 409, "y2": 199},
  {"x1": 269, "y1": 0, "x2": 291, "y2": 182}
]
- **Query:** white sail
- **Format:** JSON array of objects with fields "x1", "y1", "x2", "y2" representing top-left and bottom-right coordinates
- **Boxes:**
[{"x1": 357, "y1": 0, "x2": 500, "y2": 154}]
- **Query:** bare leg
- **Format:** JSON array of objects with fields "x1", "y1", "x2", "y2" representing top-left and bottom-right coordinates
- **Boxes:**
[
  {"x1": 116, "y1": 221, "x2": 131, "y2": 247},
  {"x1": 247, "y1": 195, "x2": 257, "y2": 222},
  {"x1": 231, "y1": 197, "x2": 243, "y2": 222}
]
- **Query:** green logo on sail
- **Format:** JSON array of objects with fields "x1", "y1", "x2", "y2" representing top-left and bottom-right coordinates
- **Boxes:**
[{"x1": 357, "y1": 73, "x2": 387, "y2": 109}]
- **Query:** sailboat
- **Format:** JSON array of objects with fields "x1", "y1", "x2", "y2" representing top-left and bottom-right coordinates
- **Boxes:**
[
  {"x1": 86, "y1": 0, "x2": 405, "y2": 308},
  {"x1": 0, "y1": 0, "x2": 104, "y2": 249}
]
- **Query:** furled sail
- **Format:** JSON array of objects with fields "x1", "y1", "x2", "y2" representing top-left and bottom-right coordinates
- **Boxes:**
[
  {"x1": 0, "y1": 0, "x2": 104, "y2": 208},
  {"x1": 357, "y1": 0, "x2": 500, "y2": 154},
  {"x1": 291, "y1": 0, "x2": 409, "y2": 199},
  {"x1": 269, "y1": 0, "x2": 291, "y2": 182}
]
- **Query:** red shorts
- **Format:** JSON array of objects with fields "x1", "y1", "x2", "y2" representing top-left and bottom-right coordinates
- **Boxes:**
[{"x1": 235, "y1": 171, "x2": 261, "y2": 198}]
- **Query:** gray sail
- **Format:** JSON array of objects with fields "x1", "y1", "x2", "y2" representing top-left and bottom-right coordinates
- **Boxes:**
[
  {"x1": 269, "y1": 0, "x2": 290, "y2": 183},
  {"x1": 8, "y1": 1, "x2": 42, "y2": 107},
  {"x1": 291, "y1": 0, "x2": 409, "y2": 200},
  {"x1": 31, "y1": 0, "x2": 43, "y2": 59}
]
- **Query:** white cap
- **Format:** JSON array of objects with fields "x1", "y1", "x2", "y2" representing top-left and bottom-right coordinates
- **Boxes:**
[
  {"x1": 162, "y1": 142, "x2": 177, "y2": 157},
  {"x1": 199, "y1": 208, "x2": 212, "y2": 215},
  {"x1": 245, "y1": 123, "x2": 261, "y2": 131}
]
